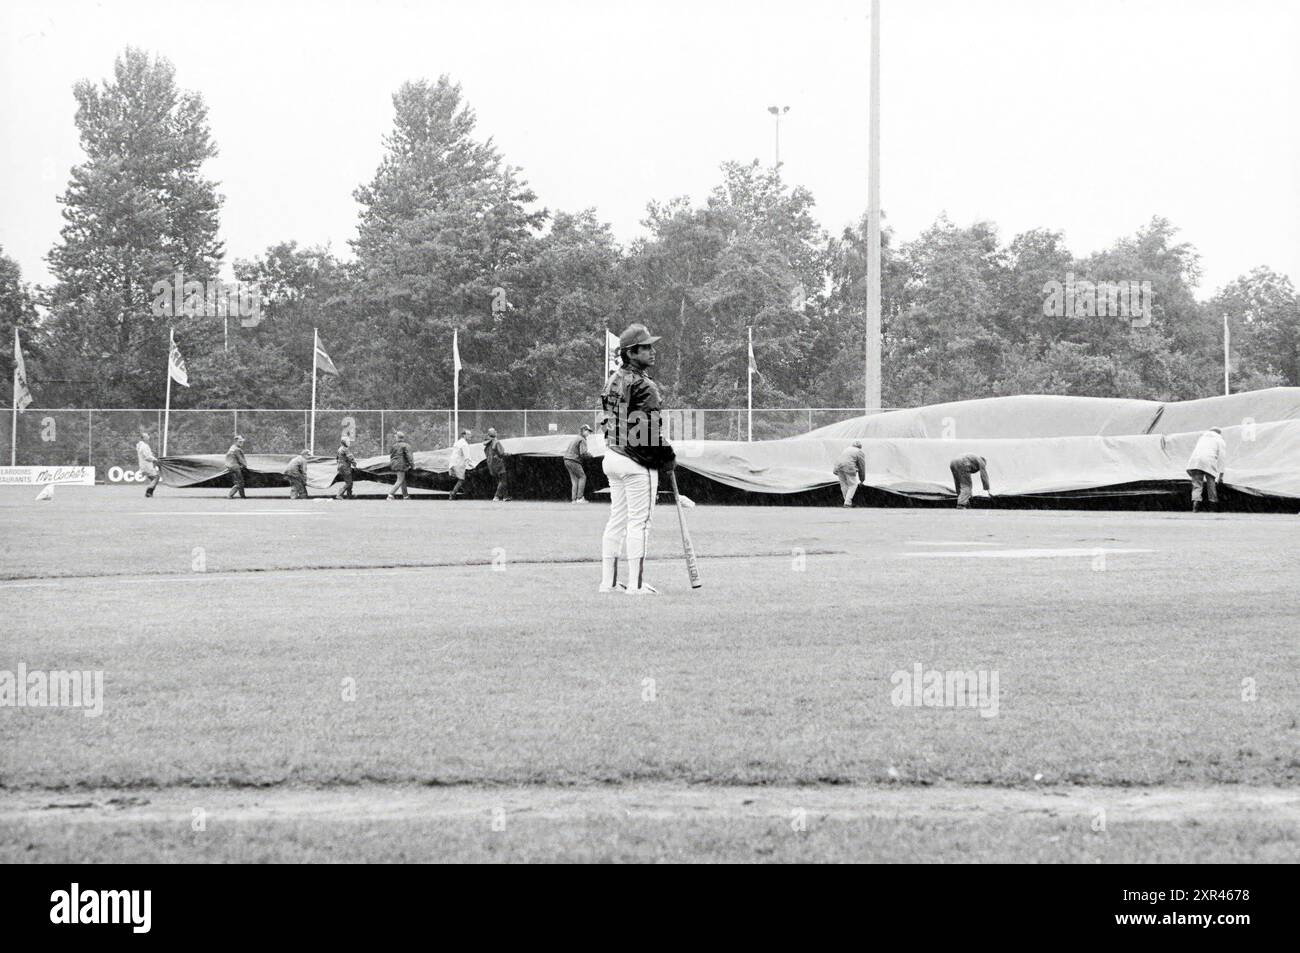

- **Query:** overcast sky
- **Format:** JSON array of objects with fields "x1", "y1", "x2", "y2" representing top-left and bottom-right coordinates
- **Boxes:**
[{"x1": 2, "y1": 0, "x2": 1297, "y2": 298}]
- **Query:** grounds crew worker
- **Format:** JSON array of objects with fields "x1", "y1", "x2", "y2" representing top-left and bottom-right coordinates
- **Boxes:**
[
  {"x1": 225, "y1": 435, "x2": 248, "y2": 499},
  {"x1": 949, "y1": 453, "x2": 991, "y2": 509},
  {"x1": 136, "y1": 430, "x2": 161, "y2": 498},
  {"x1": 599, "y1": 323, "x2": 675, "y2": 594},
  {"x1": 564, "y1": 424, "x2": 594, "y2": 503},
  {"x1": 448, "y1": 428, "x2": 471, "y2": 499},
  {"x1": 832, "y1": 440, "x2": 867, "y2": 507},
  {"x1": 335, "y1": 435, "x2": 356, "y2": 499},
  {"x1": 1186, "y1": 427, "x2": 1227, "y2": 512},
  {"x1": 285, "y1": 448, "x2": 310, "y2": 499},
  {"x1": 388, "y1": 431, "x2": 413, "y2": 500},
  {"x1": 484, "y1": 427, "x2": 511, "y2": 501}
]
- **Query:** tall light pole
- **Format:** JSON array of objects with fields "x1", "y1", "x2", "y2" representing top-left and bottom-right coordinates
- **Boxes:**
[
  {"x1": 865, "y1": 0, "x2": 882, "y2": 413},
  {"x1": 767, "y1": 105, "x2": 789, "y2": 165}
]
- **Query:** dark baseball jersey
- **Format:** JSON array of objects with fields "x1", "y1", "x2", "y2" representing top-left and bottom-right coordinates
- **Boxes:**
[{"x1": 600, "y1": 366, "x2": 674, "y2": 470}]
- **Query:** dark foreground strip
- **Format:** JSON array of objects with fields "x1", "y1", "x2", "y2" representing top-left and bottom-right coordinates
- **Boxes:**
[{"x1": 0, "y1": 863, "x2": 1285, "y2": 939}]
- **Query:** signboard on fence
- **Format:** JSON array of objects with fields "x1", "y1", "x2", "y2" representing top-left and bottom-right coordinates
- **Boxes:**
[{"x1": 0, "y1": 466, "x2": 96, "y2": 486}]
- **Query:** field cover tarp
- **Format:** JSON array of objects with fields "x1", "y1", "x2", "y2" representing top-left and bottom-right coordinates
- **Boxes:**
[
  {"x1": 804, "y1": 387, "x2": 1300, "y2": 440},
  {"x1": 158, "y1": 388, "x2": 1300, "y2": 500}
]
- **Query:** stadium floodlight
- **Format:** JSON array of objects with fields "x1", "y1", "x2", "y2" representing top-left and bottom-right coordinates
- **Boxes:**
[{"x1": 767, "y1": 105, "x2": 789, "y2": 165}]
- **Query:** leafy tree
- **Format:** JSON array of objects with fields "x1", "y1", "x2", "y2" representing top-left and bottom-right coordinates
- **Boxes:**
[
  {"x1": 484, "y1": 209, "x2": 622, "y2": 406},
  {"x1": 44, "y1": 47, "x2": 222, "y2": 406},
  {"x1": 190, "y1": 242, "x2": 357, "y2": 408},
  {"x1": 350, "y1": 76, "x2": 545, "y2": 407},
  {"x1": 816, "y1": 214, "x2": 907, "y2": 407},
  {"x1": 1213, "y1": 267, "x2": 1300, "y2": 389},
  {"x1": 1, "y1": 247, "x2": 40, "y2": 401}
]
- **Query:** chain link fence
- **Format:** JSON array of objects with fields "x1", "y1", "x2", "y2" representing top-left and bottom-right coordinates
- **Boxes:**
[{"x1": 2, "y1": 407, "x2": 894, "y2": 482}]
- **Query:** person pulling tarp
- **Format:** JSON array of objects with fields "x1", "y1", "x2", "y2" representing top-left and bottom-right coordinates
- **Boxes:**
[
  {"x1": 949, "y1": 453, "x2": 991, "y2": 509},
  {"x1": 1186, "y1": 427, "x2": 1227, "y2": 512},
  {"x1": 832, "y1": 441, "x2": 867, "y2": 507}
]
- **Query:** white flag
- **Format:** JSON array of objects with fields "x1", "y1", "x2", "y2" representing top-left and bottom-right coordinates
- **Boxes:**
[
  {"x1": 13, "y1": 328, "x2": 32, "y2": 412},
  {"x1": 748, "y1": 335, "x2": 759, "y2": 377},
  {"x1": 605, "y1": 330, "x2": 620, "y2": 375},
  {"x1": 168, "y1": 329, "x2": 190, "y2": 387},
  {"x1": 453, "y1": 329, "x2": 462, "y2": 376}
]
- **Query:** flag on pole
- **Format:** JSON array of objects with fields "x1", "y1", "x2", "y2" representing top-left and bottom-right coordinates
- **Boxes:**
[
  {"x1": 13, "y1": 328, "x2": 32, "y2": 412},
  {"x1": 748, "y1": 333, "x2": 759, "y2": 378},
  {"x1": 453, "y1": 329, "x2": 462, "y2": 376},
  {"x1": 605, "y1": 330, "x2": 620, "y2": 375},
  {"x1": 314, "y1": 334, "x2": 339, "y2": 376},
  {"x1": 168, "y1": 329, "x2": 189, "y2": 387}
]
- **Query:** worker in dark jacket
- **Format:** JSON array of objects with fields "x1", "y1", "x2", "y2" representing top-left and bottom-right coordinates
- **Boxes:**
[
  {"x1": 484, "y1": 427, "x2": 511, "y2": 502},
  {"x1": 388, "y1": 431, "x2": 413, "y2": 500},
  {"x1": 564, "y1": 424, "x2": 594, "y2": 503},
  {"x1": 225, "y1": 435, "x2": 248, "y2": 500},
  {"x1": 285, "y1": 448, "x2": 310, "y2": 499},
  {"x1": 335, "y1": 436, "x2": 356, "y2": 499},
  {"x1": 949, "y1": 453, "x2": 991, "y2": 509}
]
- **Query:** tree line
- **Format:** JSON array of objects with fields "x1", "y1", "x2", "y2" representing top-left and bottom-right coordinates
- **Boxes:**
[{"x1": 3, "y1": 47, "x2": 1299, "y2": 414}]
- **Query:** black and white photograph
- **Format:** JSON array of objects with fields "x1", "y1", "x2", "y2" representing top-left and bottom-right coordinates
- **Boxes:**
[{"x1": 1, "y1": 0, "x2": 1297, "y2": 891}]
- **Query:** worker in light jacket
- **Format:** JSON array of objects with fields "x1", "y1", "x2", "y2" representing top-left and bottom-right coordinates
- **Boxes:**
[
  {"x1": 832, "y1": 441, "x2": 867, "y2": 507},
  {"x1": 1186, "y1": 427, "x2": 1227, "y2": 512},
  {"x1": 136, "y1": 431, "x2": 161, "y2": 498},
  {"x1": 448, "y1": 429, "x2": 472, "y2": 500}
]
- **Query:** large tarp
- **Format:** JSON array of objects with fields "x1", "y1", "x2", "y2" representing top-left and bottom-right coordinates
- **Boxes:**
[
  {"x1": 158, "y1": 388, "x2": 1300, "y2": 501},
  {"x1": 804, "y1": 387, "x2": 1300, "y2": 440}
]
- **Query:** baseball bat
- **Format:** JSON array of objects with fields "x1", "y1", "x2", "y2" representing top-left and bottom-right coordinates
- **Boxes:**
[{"x1": 668, "y1": 470, "x2": 702, "y2": 588}]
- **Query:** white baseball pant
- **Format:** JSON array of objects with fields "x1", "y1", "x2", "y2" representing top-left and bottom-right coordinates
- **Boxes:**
[{"x1": 601, "y1": 450, "x2": 659, "y2": 588}]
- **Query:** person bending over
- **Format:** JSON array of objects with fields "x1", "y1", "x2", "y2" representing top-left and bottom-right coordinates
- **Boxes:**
[{"x1": 949, "y1": 453, "x2": 991, "y2": 509}]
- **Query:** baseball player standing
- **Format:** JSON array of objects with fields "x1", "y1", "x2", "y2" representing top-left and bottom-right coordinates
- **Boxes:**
[{"x1": 599, "y1": 323, "x2": 676, "y2": 594}]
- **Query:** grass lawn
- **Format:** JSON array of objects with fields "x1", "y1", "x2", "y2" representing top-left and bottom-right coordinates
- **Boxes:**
[{"x1": 1, "y1": 485, "x2": 1297, "y2": 861}]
